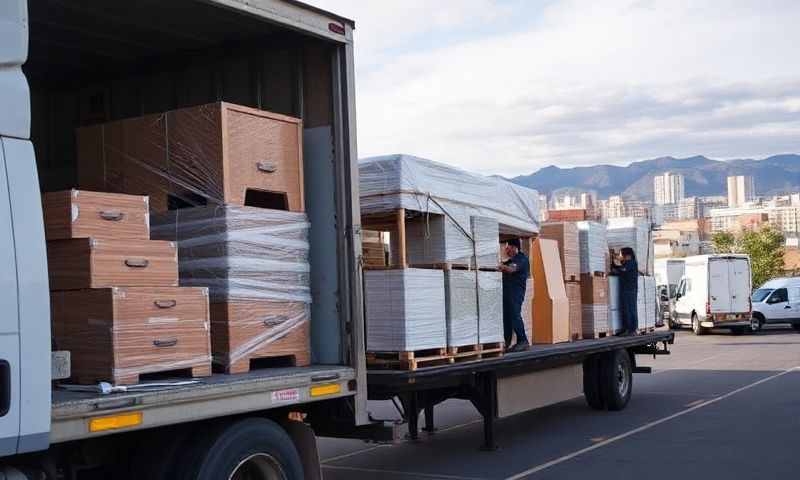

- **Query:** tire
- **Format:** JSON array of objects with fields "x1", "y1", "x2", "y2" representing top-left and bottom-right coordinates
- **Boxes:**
[
  {"x1": 792, "y1": 323, "x2": 800, "y2": 332},
  {"x1": 600, "y1": 350, "x2": 633, "y2": 411},
  {"x1": 668, "y1": 314, "x2": 680, "y2": 330},
  {"x1": 177, "y1": 418, "x2": 304, "y2": 480},
  {"x1": 730, "y1": 327, "x2": 743, "y2": 335},
  {"x1": 692, "y1": 314, "x2": 706, "y2": 336},
  {"x1": 750, "y1": 314, "x2": 764, "y2": 333},
  {"x1": 583, "y1": 355, "x2": 605, "y2": 410}
]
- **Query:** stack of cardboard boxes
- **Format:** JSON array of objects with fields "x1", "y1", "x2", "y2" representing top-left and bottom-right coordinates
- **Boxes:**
[{"x1": 540, "y1": 222, "x2": 582, "y2": 340}]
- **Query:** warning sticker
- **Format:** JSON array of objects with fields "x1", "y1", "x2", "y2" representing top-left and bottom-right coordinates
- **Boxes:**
[{"x1": 271, "y1": 388, "x2": 300, "y2": 404}]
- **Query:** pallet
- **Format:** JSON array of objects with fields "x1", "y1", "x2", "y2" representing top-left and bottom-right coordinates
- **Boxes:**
[
  {"x1": 219, "y1": 353, "x2": 302, "y2": 375},
  {"x1": 449, "y1": 342, "x2": 504, "y2": 363},
  {"x1": 565, "y1": 276, "x2": 579, "y2": 283},
  {"x1": 410, "y1": 262, "x2": 473, "y2": 271},
  {"x1": 570, "y1": 332, "x2": 582, "y2": 341},
  {"x1": 589, "y1": 271, "x2": 607, "y2": 278},
  {"x1": 99, "y1": 364, "x2": 212, "y2": 386},
  {"x1": 581, "y1": 330, "x2": 611, "y2": 339},
  {"x1": 366, "y1": 347, "x2": 453, "y2": 371}
]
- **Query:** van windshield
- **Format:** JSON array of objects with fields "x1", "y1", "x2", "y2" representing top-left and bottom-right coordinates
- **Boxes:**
[{"x1": 752, "y1": 289, "x2": 774, "y2": 302}]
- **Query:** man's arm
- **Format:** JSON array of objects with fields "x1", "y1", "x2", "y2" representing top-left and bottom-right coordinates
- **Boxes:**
[{"x1": 499, "y1": 262, "x2": 518, "y2": 273}]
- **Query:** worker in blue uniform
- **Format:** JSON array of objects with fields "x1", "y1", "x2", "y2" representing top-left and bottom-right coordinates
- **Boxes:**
[
  {"x1": 500, "y1": 238, "x2": 530, "y2": 352},
  {"x1": 611, "y1": 247, "x2": 639, "y2": 335}
]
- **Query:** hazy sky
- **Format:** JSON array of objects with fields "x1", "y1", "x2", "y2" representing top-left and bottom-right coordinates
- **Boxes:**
[{"x1": 308, "y1": 0, "x2": 800, "y2": 176}]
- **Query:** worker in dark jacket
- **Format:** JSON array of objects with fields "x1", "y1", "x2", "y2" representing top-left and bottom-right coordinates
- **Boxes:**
[
  {"x1": 500, "y1": 238, "x2": 530, "y2": 352},
  {"x1": 611, "y1": 247, "x2": 639, "y2": 335}
]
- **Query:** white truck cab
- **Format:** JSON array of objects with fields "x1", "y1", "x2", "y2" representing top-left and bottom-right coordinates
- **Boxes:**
[
  {"x1": 751, "y1": 277, "x2": 800, "y2": 332},
  {"x1": 673, "y1": 254, "x2": 752, "y2": 335}
]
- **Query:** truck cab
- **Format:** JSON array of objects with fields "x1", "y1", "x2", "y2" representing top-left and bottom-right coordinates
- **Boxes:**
[{"x1": 751, "y1": 278, "x2": 800, "y2": 332}]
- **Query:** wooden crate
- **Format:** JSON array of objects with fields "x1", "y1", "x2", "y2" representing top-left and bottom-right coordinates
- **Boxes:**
[
  {"x1": 51, "y1": 287, "x2": 212, "y2": 385},
  {"x1": 47, "y1": 238, "x2": 178, "y2": 290},
  {"x1": 210, "y1": 300, "x2": 310, "y2": 374},
  {"x1": 42, "y1": 189, "x2": 150, "y2": 241},
  {"x1": 76, "y1": 102, "x2": 304, "y2": 212}
]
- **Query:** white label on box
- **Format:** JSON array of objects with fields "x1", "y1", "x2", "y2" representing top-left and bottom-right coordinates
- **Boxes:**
[{"x1": 271, "y1": 388, "x2": 300, "y2": 404}]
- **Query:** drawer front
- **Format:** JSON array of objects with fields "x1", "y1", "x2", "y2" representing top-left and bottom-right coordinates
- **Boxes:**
[
  {"x1": 90, "y1": 239, "x2": 178, "y2": 288},
  {"x1": 225, "y1": 108, "x2": 303, "y2": 211},
  {"x1": 113, "y1": 287, "x2": 211, "y2": 374},
  {"x1": 72, "y1": 191, "x2": 149, "y2": 240}
]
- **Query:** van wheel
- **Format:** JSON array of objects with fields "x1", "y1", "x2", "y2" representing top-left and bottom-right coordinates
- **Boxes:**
[
  {"x1": 600, "y1": 350, "x2": 632, "y2": 411},
  {"x1": 750, "y1": 315, "x2": 764, "y2": 333},
  {"x1": 692, "y1": 314, "x2": 706, "y2": 336},
  {"x1": 177, "y1": 418, "x2": 304, "y2": 480},
  {"x1": 668, "y1": 314, "x2": 680, "y2": 330}
]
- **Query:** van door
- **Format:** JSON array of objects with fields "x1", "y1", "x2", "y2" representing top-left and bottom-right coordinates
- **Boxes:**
[
  {"x1": 729, "y1": 258, "x2": 751, "y2": 314},
  {"x1": 0, "y1": 141, "x2": 21, "y2": 456},
  {"x1": 708, "y1": 259, "x2": 732, "y2": 313},
  {"x1": 674, "y1": 276, "x2": 691, "y2": 324},
  {"x1": 789, "y1": 287, "x2": 800, "y2": 321}
]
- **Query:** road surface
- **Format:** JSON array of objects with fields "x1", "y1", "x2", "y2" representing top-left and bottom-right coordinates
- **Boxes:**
[{"x1": 319, "y1": 327, "x2": 800, "y2": 479}]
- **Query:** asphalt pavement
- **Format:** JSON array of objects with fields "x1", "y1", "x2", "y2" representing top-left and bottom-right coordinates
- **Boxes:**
[{"x1": 318, "y1": 326, "x2": 800, "y2": 479}]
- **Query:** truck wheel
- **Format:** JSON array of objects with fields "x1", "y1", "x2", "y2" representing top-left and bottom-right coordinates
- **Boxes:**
[
  {"x1": 692, "y1": 314, "x2": 706, "y2": 336},
  {"x1": 792, "y1": 323, "x2": 800, "y2": 332},
  {"x1": 600, "y1": 350, "x2": 633, "y2": 411},
  {"x1": 583, "y1": 355, "x2": 605, "y2": 410},
  {"x1": 179, "y1": 418, "x2": 304, "y2": 480}
]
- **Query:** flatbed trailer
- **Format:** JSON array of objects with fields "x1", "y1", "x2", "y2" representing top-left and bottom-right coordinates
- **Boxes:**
[{"x1": 368, "y1": 332, "x2": 675, "y2": 449}]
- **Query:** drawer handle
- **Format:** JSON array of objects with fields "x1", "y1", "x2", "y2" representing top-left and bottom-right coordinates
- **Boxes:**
[
  {"x1": 154, "y1": 299, "x2": 177, "y2": 309},
  {"x1": 99, "y1": 210, "x2": 125, "y2": 221},
  {"x1": 125, "y1": 258, "x2": 149, "y2": 268},
  {"x1": 153, "y1": 338, "x2": 178, "y2": 348},
  {"x1": 257, "y1": 162, "x2": 278, "y2": 173},
  {"x1": 263, "y1": 315, "x2": 288, "y2": 328}
]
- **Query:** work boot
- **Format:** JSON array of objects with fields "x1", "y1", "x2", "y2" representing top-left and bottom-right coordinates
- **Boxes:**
[{"x1": 508, "y1": 341, "x2": 530, "y2": 353}]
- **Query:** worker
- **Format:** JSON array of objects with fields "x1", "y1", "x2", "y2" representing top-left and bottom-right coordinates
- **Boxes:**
[
  {"x1": 499, "y1": 238, "x2": 530, "y2": 352},
  {"x1": 611, "y1": 247, "x2": 639, "y2": 335}
]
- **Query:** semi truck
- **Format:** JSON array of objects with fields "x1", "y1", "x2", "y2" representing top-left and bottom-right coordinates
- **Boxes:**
[{"x1": 0, "y1": 1, "x2": 674, "y2": 478}]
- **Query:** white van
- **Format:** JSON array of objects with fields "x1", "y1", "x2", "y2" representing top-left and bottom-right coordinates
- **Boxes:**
[
  {"x1": 673, "y1": 254, "x2": 752, "y2": 335},
  {"x1": 751, "y1": 277, "x2": 800, "y2": 332},
  {"x1": 655, "y1": 258, "x2": 685, "y2": 328}
]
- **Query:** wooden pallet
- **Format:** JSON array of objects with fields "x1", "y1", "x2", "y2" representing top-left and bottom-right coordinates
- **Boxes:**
[
  {"x1": 366, "y1": 347, "x2": 453, "y2": 371},
  {"x1": 219, "y1": 353, "x2": 303, "y2": 375},
  {"x1": 99, "y1": 364, "x2": 212, "y2": 386},
  {"x1": 449, "y1": 342, "x2": 504, "y2": 363},
  {"x1": 570, "y1": 332, "x2": 583, "y2": 341},
  {"x1": 589, "y1": 271, "x2": 607, "y2": 278},
  {"x1": 581, "y1": 330, "x2": 611, "y2": 339},
  {"x1": 410, "y1": 262, "x2": 473, "y2": 271}
]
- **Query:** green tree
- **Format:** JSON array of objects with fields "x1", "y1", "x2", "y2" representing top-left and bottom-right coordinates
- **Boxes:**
[
  {"x1": 739, "y1": 226, "x2": 785, "y2": 288},
  {"x1": 711, "y1": 231, "x2": 737, "y2": 254}
]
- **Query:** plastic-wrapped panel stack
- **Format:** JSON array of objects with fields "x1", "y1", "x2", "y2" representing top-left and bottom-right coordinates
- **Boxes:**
[
  {"x1": 520, "y1": 277, "x2": 534, "y2": 343},
  {"x1": 608, "y1": 276, "x2": 623, "y2": 334},
  {"x1": 364, "y1": 269, "x2": 447, "y2": 351},
  {"x1": 576, "y1": 221, "x2": 608, "y2": 274},
  {"x1": 150, "y1": 205, "x2": 312, "y2": 373},
  {"x1": 477, "y1": 271, "x2": 504, "y2": 344},
  {"x1": 580, "y1": 274, "x2": 609, "y2": 338},
  {"x1": 444, "y1": 270, "x2": 479, "y2": 348},
  {"x1": 471, "y1": 216, "x2": 500, "y2": 269},
  {"x1": 637, "y1": 276, "x2": 657, "y2": 332},
  {"x1": 406, "y1": 209, "x2": 473, "y2": 266},
  {"x1": 607, "y1": 217, "x2": 653, "y2": 275}
]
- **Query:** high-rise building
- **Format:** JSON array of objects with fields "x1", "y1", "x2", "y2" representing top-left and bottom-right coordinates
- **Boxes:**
[
  {"x1": 727, "y1": 175, "x2": 755, "y2": 208},
  {"x1": 653, "y1": 172, "x2": 685, "y2": 205}
]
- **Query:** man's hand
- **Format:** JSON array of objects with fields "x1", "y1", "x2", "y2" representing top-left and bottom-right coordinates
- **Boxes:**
[{"x1": 499, "y1": 263, "x2": 518, "y2": 273}]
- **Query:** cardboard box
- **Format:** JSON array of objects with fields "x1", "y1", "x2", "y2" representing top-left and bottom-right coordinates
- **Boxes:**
[
  {"x1": 540, "y1": 222, "x2": 580, "y2": 281},
  {"x1": 565, "y1": 281, "x2": 582, "y2": 340},
  {"x1": 51, "y1": 287, "x2": 211, "y2": 385},
  {"x1": 42, "y1": 189, "x2": 150, "y2": 241}
]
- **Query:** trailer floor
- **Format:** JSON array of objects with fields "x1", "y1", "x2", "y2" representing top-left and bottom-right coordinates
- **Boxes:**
[{"x1": 319, "y1": 327, "x2": 800, "y2": 479}]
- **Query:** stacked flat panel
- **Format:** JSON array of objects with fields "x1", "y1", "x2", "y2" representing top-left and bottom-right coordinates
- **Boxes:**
[
  {"x1": 444, "y1": 270, "x2": 479, "y2": 347},
  {"x1": 477, "y1": 270, "x2": 504, "y2": 344},
  {"x1": 607, "y1": 217, "x2": 653, "y2": 275},
  {"x1": 576, "y1": 221, "x2": 608, "y2": 274},
  {"x1": 364, "y1": 269, "x2": 447, "y2": 352},
  {"x1": 471, "y1": 216, "x2": 500, "y2": 269}
]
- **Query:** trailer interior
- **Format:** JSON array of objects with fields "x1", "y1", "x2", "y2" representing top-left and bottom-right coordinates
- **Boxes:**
[{"x1": 24, "y1": 0, "x2": 364, "y2": 440}]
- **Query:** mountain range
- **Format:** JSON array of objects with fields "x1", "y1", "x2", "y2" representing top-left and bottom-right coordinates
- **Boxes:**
[{"x1": 509, "y1": 154, "x2": 800, "y2": 201}]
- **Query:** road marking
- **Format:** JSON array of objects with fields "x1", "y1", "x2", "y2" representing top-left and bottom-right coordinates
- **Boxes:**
[
  {"x1": 322, "y1": 464, "x2": 488, "y2": 479},
  {"x1": 321, "y1": 445, "x2": 389, "y2": 464},
  {"x1": 505, "y1": 366, "x2": 799, "y2": 480},
  {"x1": 685, "y1": 399, "x2": 706, "y2": 407}
]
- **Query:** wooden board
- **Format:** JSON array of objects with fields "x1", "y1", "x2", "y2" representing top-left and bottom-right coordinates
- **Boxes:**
[
  {"x1": 210, "y1": 300, "x2": 311, "y2": 374},
  {"x1": 76, "y1": 102, "x2": 304, "y2": 212},
  {"x1": 532, "y1": 239, "x2": 570, "y2": 344},
  {"x1": 51, "y1": 287, "x2": 212, "y2": 385},
  {"x1": 42, "y1": 189, "x2": 150, "y2": 240},
  {"x1": 47, "y1": 238, "x2": 178, "y2": 290}
]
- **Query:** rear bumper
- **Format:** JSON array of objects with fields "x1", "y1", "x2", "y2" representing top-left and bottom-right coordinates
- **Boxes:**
[{"x1": 701, "y1": 314, "x2": 751, "y2": 329}]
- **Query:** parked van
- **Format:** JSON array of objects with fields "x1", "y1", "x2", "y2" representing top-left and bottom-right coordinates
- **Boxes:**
[
  {"x1": 655, "y1": 258, "x2": 686, "y2": 328},
  {"x1": 673, "y1": 255, "x2": 752, "y2": 335},
  {"x1": 751, "y1": 277, "x2": 800, "y2": 332}
]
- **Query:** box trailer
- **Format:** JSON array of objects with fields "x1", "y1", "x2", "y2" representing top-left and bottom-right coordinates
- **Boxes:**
[
  {"x1": 673, "y1": 254, "x2": 752, "y2": 335},
  {"x1": 0, "y1": 1, "x2": 674, "y2": 478}
]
